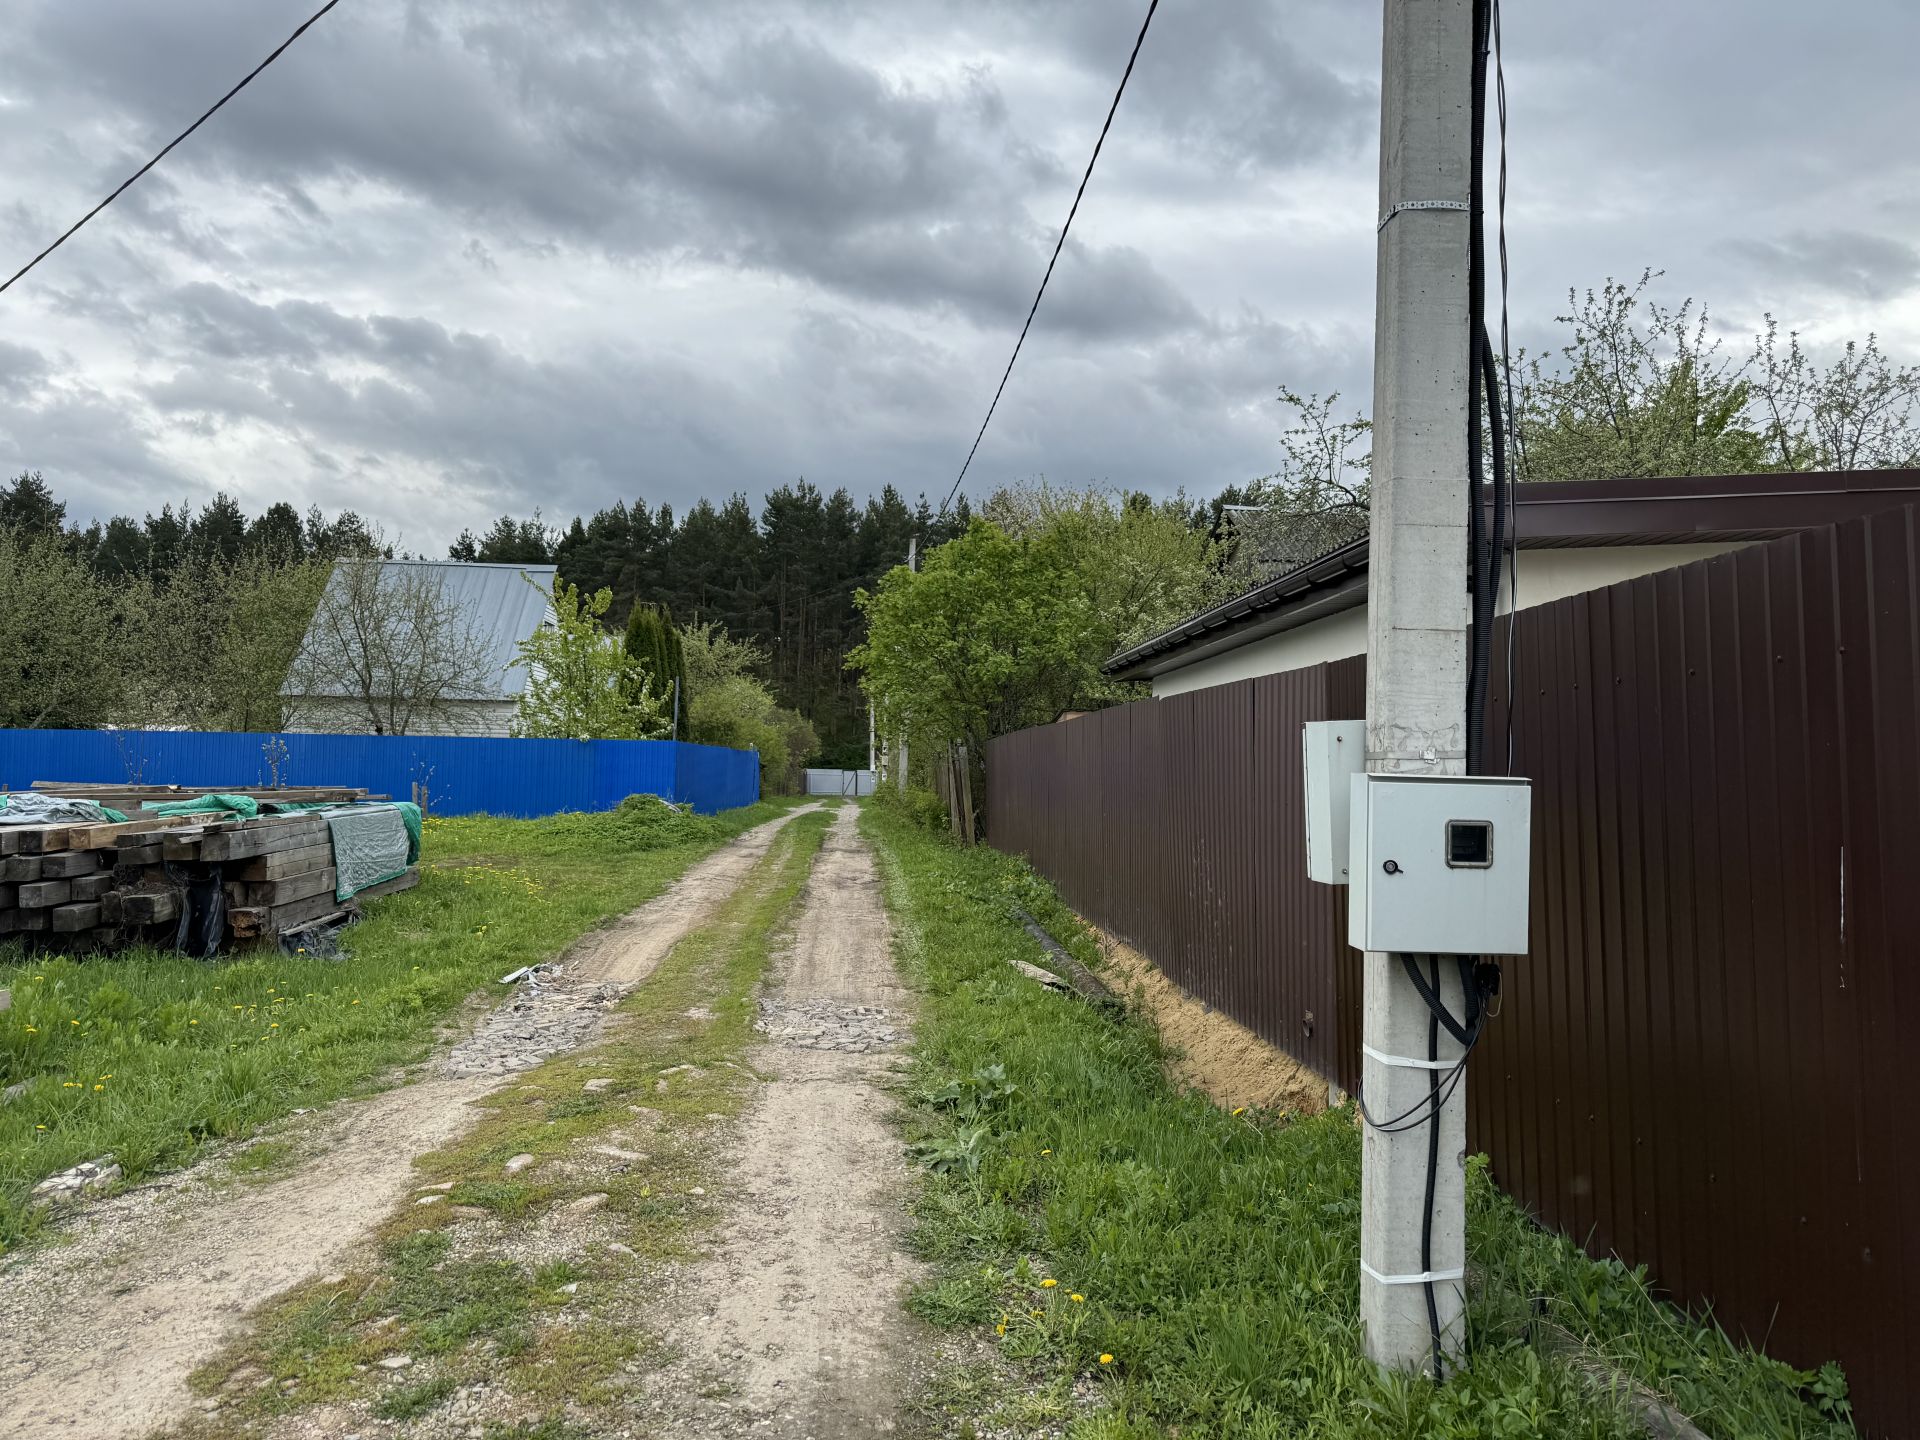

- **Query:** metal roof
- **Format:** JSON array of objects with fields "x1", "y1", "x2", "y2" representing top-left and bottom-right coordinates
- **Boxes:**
[
  {"x1": 1105, "y1": 468, "x2": 1920, "y2": 681},
  {"x1": 289, "y1": 560, "x2": 558, "y2": 700}
]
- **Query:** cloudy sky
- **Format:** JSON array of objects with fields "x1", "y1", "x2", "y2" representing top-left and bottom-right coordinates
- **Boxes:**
[{"x1": 2, "y1": 0, "x2": 1917, "y2": 553}]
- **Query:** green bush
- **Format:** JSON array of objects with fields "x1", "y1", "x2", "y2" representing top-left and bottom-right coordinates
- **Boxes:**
[{"x1": 869, "y1": 784, "x2": 948, "y2": 835}]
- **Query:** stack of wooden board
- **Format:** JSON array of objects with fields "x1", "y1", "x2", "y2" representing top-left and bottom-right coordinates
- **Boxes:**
[{"x1": 0, "y1": 807, "x2": 418, "y2": 950}]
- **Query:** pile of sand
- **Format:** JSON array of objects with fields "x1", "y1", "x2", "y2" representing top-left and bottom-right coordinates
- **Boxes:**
[{"x1": 1091, "y1": 929, "x2": 1328, "y2": 1116}]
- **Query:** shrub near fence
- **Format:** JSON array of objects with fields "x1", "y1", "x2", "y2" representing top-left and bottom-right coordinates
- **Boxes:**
[
  {"x1": 0, "y1": 730, "x2": 759, "y2": 817},
  {"x1": 987, "y1": 507, "x2": 1920, "y2": 1437}
]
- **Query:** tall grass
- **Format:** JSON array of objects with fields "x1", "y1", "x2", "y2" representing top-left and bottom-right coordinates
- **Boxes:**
[
  {"x1": 862, "y1": 801, "x2": 1853, "y2": 1439},
  {"x1": 0, "y1": 796, "x2": 802, "y2": 1251}
]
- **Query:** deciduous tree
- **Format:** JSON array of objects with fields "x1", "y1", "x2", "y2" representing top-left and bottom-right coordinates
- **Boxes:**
[{"x1": 512, "y1": 579, "x2": 667, "y2": 740}]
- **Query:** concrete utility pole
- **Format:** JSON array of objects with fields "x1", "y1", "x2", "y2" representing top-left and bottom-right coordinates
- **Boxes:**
[{"x1": 1361, "y1": 0, "x2": 1475, "y2": 1372}]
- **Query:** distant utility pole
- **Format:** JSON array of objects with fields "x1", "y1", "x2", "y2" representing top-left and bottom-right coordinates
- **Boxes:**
[{"x1": 1361, "y1": 0, "x2": 1475, "y2": 1372}]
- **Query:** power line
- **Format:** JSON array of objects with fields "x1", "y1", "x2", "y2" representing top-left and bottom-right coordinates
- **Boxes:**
[
  {"x1": 935, "y1": 0, "x2": 1159, "y2": 520},
  {"x1": 0, "y1": 0, "x2": 343, "y2": 298}
]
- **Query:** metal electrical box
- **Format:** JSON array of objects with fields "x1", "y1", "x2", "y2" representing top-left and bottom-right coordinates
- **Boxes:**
[
  {"x1": 1347, "y1": 773, "x2": 1532, "y2": 954},
  {"x1": 1302, "y1": 720, "x2": 1367, "y2": 884}
]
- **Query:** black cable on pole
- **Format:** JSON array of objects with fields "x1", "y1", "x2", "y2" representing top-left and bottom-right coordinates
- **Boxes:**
[
  {"x1": 0, "y1": 0, "x2": 343, "y2": 297},
  {"x1": 1421, "y1": 954, "x2": 1446, "y2": 1384},
  {"x1": 935, "y1": 0, "x2": 1159, "y2": 521},
  {"x1": 1493, "y1": 0, "x2": 1522, "y2": 777}
]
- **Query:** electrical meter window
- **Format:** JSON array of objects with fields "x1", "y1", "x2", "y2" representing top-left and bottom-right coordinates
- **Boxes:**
[{"x1": 1446, "y1": 819, "x2": 1493, "y2": 868}]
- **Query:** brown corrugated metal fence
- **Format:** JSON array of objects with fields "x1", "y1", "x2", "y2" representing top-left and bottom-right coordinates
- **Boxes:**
[{"x1": 986, "y1": 510, "x2": 1920, "y2": 1435}]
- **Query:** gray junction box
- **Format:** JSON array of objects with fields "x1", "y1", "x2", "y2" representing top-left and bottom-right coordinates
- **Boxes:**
[{"x1": 1346, "y1": 773, "x2": 1532, "y2": 955}]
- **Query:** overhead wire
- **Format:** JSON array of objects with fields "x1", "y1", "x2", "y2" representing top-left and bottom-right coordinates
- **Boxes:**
[
  {"x1": 935, "y1": 0, "x2": 1159, "y2": 521},
  {"x1": 0, "y1": 0, "x2": 343, "y2": 298}
]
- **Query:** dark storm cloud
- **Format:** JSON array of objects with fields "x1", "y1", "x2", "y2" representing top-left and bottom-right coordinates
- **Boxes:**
[
  {"x1": 2, "y1": 0, "x2": 1918, "y2": 547},
  {"x1": 12, "y1": 0, "x2": 1196, "y2": 337}
]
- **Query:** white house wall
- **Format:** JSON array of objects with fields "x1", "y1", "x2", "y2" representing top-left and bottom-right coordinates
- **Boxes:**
[
  {"x1": 1149, "y1": 543, "x2": 1747, "y2": 699},
  {"x1": 282, "y1": 697, "x2": 520, "y2": 738}
]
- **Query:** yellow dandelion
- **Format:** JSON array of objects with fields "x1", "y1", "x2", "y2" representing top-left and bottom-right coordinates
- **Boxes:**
[
  {"x1": 35, "y1": 1125, "x2": 46, "y2": 1131},
  {"x1": 69, "y1": 1019, "x2": 78, "y2": 1026},
  {"x1": 189, "y1": 1020, "x2": 198, "y2": 1026},
  {"x1": 270, "y1": 1023, "x2": 279, "y2": 1029},
  {"x1": 1070, "y1": 1294, "x2": 1085, "y2": 1304},
  {"x1": 93, "y1": 1084, "x2": 104, "y2": 1092},
  {"x1": 233, "y1": 1004, "x2": 244, "y2": 1010},
  {"x1": 1040, "y1": 1148, "x2": 1052, "y2": 1156},
  {"x1": 296, "y1": 948, "x2": 307, "y2": 955},
  {"x1": 1232, "y1": 1106, "x2": 1247, "y2": 1116},
  {"x1": 24, "y1": 1026, "x2": 36, "y2": 1035},
  {"x1": 351, "y1": 999, "x2": 360, "y2": 1005},
  {"x1": 1040, "y1": 1278, "x2": 1058, "y2": 1288},
  {"x1": 1099, "y1": 1353, "x2": 1114, "y2": 1365}
]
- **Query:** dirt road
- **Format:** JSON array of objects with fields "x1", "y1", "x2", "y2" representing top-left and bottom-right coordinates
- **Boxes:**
[
  {"x1": 646, "y1": 803, "x2": 924, "y2": 1437},
  {"x1": 0, "y1": 806, "x2": 820, "y2": 1440}
]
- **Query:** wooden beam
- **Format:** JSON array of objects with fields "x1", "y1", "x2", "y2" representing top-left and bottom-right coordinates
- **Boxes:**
[
  {"x1": 118, "y1": 891, "x2": 179, "y2": 924},
  {"x1": 18, "y1": 879, "x2": 72, "y2": 908},
  {"x1": 236, "y1": 868, "x2": 337, "y2": 908},
  {"x1": 40, "y1": 852, "x2": 102, "y2": 878},
  {"x1": 70, "y1": 874, "x2": 111, "y2": 902},
  {"x1": 234, "y1": 842, "x2": 333, "y2": 880},
  {"x1": 64, "y1": 813, "x2": 219, "y2": 850},
  {"x1": 51, "y1": 902, "x2": 103, "y2": 933}
]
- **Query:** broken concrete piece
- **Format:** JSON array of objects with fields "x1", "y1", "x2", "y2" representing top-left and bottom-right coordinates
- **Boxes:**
[
  {"x1": 562, "y1": 1192, "x2": 610, "y2": 1216},
  {"x1": 1009, "y1": 957, "x2": 1072, "y2": 990},
  {"x1": 376, "y1": 1355, "x2": 413, "y2": 1370},
  {"x1": 28, "y1": 1156, "x2": 121, "y2": 1209},
  {"x1": 582, "y1": 1077, "x2": 615, "y2": 1093}
]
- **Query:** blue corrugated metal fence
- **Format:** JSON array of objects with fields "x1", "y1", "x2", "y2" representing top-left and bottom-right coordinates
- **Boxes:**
[{"x1": 0, "y1": 729, "x2": 759, "y2": 817}]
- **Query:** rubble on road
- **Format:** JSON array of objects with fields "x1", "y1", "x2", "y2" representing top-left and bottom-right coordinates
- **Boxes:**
[
  {"x1": 28, "y1": 1155, "x2": 122, "y2": 1209},
  {"x1": 756, "y1": 997, "x2": 901, "y2": 1053}
]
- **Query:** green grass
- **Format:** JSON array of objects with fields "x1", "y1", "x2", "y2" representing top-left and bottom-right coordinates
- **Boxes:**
[
  {"x1": 172, "y1": 808, "x2": 833, "y2": 1435},
  {"x1": 861, "y1": 799, "x2": 1855, "y2": 1440},
  {"x1": 0, "y1": 794, "x2": 807, "y2": 1252}
]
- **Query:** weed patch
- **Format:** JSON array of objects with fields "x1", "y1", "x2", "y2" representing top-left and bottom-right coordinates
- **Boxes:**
[{"x1": 862, "y1": 803, "x2": 1853, "y2": 1440}]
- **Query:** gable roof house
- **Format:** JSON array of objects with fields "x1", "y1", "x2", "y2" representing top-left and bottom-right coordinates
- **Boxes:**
[
  {"x1": 1105, "y1": 469, "x2": 1920, "y2": 697},
  {"x1": 283, "y1": 560, "x2": 557, "y2": 738}
]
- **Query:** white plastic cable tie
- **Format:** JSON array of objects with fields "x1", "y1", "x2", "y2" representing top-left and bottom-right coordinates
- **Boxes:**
[
  {"x1": 1363, "y1": 1042, "x2": 1457, "y2": 1071},
  {"x1": 1361, "y1": 1260, "x2": 1466, "y2": 1287},
  {"x1": 1376, "y1": 198, "x2": 1469, "y2": 232}
]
